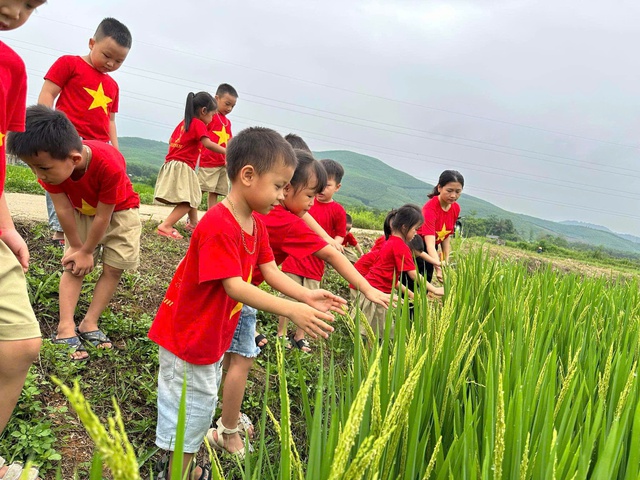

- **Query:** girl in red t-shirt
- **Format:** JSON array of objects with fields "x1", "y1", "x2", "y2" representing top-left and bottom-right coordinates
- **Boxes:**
[
  {"x1": 154, "y1": 92, "x2": 224, "y2": 239},
  {"x1": 417, "y1": 170, "x2": 464, "y2": 282}
]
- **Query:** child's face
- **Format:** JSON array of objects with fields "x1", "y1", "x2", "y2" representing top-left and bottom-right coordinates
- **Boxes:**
[
  {"x1": 215, "y1": 93, "x2": 237, "y2": 117},
  {"x1": 437, "y1": 181, "x2": 463, "y2": 205},
  {"x1": 88, "y1": 36, "x2": 130, "y2": 74},
  {"x1": 283, "y1": 174, "x2": 318, "y2": 217},
  {"x1": 248, "y1": 161, "x2": 295, "y2": 214},
  {"x1": 199, "y1": 107, "x2": 215, "y2": 125},
  {"x1": 0, "y1": 0, "x2": 45, "y2": 30},
  {"x1": 23, "y1": 151, "x2": 80, "y2": 185},
  {"x1": 316, "y1": 178, "x2": 341, "y2": 203},
  {"x1": 405, "y1": 224, "x2": 419, "y2": 242}
]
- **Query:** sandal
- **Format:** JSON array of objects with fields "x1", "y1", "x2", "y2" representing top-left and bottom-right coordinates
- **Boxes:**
[
  {"x1": 51, "y1": 335, "x2": 88, "y2": 361},
  {"x1": 76, "y1": 328, "x2": 113, "y2": 350},
  {"x1": 254, "y1": 333, "x2": 267, "y2": 348},
  {"x1": 206, "y1": 418, "x2": 247, "y2": 458},
  {"x1": 277, "y1": 335, "x2": 292, "y2": 350},
  {"x1": 237, "y1": 412, "x2": 255, "y2": 439},
  {"x1": 157, "y1": 229, "x2": 184, "y2": 240},
  {"x1": 154, "y1": 453, "x2": 210, "y2": 480},
  {"x1": 290, "y1": 335, "x2": 311, "y2": 353}
]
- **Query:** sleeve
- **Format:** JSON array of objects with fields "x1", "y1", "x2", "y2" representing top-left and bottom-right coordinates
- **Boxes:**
[
  {"x1": 334, "y1": 204, "x2": 347, "y2": 237},
  {"x1": 281, "y1": 219, "x2": 328, "y2": 258},
  {"x1": 192, "y1": 118, "x2": 209, "y2": 140},
  {"x1": 44, "y1": 56, "x2": 73, "y2": 90},
  {"x1": 198, "y1": 232, "x2": 244, "y2": 283},
  {"x1": 256, "y1": 219, "x2": 275, "y2": 265},
  {"x1": 110, "y1": 82, "x2": 119, "y2": 114},
  {"x1": 419, "y1": 201, "x2": 437, "y2": 236},
  {"x1": 96, "y1": 149, "x2": 128, "y2": 205},
  {"x1": 7, "y1": 65, "x2": 26, "y2": 133},
  {"x1": 397, "y1": 245, "x2": 415, "y2": 272}
]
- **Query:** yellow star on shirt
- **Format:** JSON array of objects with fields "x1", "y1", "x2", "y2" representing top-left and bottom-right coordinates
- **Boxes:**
[
  {"x1": 84, "y1": 82, "x2": 112, "y2": 115},
  {"x1": 436, "y1": 223, "x2": 451, "y2": 242},
  {"x1": 213, "y1": 124, "x2": 230, "y2": 146},
  {"x1": 230, "y1": 266, "x2": 253, "y2": 318},
  {"x1": 77, "y1": 199, "x2": 97, "y2": 216},
  {"x1": 0, "y1": 131, "x2": 5, "y2": 147}
]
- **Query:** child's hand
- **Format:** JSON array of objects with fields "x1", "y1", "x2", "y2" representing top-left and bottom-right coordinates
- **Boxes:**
[
  {"x1": 0, "y1": 228, "x2": 30, "y2": 272},
  {"x1": 328, "y1": 238, "x2": 344, "y2": 253},
  {"x1": 364, "y1": 287, "x2": 390, "y2": 309},
  {"x1": 435, "y1": 265, "x2": 444, "y2": 282},
  {"x1": 288, "y1": 303, "x2": 335, "y2": 339},
  {"x1": 302, "y1": 288, "x2": 347, "y2": 314},
  {"x1": 62, "y1": 249, "x2": 94, "y2": 277}
]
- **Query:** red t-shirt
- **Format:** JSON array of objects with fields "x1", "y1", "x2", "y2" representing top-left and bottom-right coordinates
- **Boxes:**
[
  {"x1": 281, "y1": 200, "x2": 347, "y2": 281},
  {"x1": 352, "y1": 235, "x2": 385, "y2": 281},
  {"x1": 148, "y1": 204, "x2": 274, "y2": 364},
  {"x1": 200, "y1": 113, "x2": 232, "y2": 168},
  {"x1": 0, "y1": 42, "x2": 27, "y2": 198},
  {"x1": 252, "y1": 205, "x2": 328, "y2": 285},
  {"x1": 342, "y1": 232, "x2": 358, "y2": 247},
  {"x1": 40, "y1": 140, "x2": 140, "y2": 214},
  {"x1": 417, "y1": 196, "x2": 461, "y2": 245},
  {"x1": 364, "y1": 236, "x2": 415, "y2": 294},
  {"x1": 45, "y1": 56, "x2": 119, "y2": 142},
  {"x1": 165, "y1": 119, "x2": 209, "y2": 169}
]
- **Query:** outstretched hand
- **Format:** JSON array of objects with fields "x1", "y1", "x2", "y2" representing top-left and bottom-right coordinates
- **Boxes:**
[
  {"x1": 303, "y1": 288, "x2": 347, "y2": 314},
  {"x1": 364, "y1": 287, "x2": 390, "y2": 309},
  {"x1": 288, "y1": 303, "x2": 335, "y2": 339}
]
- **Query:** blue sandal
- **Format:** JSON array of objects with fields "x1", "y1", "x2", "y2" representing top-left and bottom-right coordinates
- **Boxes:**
[
  {"x1": 76, "y1": 328, "x2": 113, "y2": 349},
  {"x1": 51, "y1": 335, "x2": 88, "y2": 361}
]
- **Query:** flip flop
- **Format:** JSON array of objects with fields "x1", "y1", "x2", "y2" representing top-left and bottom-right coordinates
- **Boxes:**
[
  {"x1": 156, "y1": 228, "x2": 183, "y2": 240},
  {"x1": 51, "y1": 335, "x2": 88, "y2": 361},
  {"x1": 254, "y1": 333, "x2": 267, "y2": 348},
  {"x1": 76, "y1": 328, "x2": 113, "y2": 350},
  {"x1": 184, "y1": 222, "x2": 197, "y2": 233},
  {"x1": 290, "y1": 335, "x2": 311, "y2": 353}
]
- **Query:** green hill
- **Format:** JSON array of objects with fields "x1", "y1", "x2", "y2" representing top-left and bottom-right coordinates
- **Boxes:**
[{"x1": 118, "y1": 138, "x2": 640, "y2": 254}]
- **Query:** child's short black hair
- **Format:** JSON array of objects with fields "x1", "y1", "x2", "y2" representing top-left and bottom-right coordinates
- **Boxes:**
[
  {"x1": 216, "y1": 83, "x2": 238, "y2": 98},
  {"x1": 319, "y1": 158, "x2": 344, "y2": 184},
  {"x1": 408, "y1": 234, "x2": 426, "y2": 253},
  {"x1": 346, "y1": 213, "x2": 353, "y2": 224},
  {"x1": 226, "y1": 127, "x2": 297, "y2": 181},
  {"x1": 290, "y1": 149, "x2": 327, "y2": 194},
  {"x1": 7, "y1": 105, "x2": 83, "y2": 160},
  {"x1": 284, "y1": 133, "x2": 311, "y2": 152},
  {"x1": 95, "y1": 18, "x2": 132, "y2": 49}
]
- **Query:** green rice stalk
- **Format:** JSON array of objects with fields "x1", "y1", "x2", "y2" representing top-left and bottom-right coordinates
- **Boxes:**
[
  {"x1": 493, "y1": 369, "x2": 505, "y2": 480},
  {"x1": 554, "y1": 348, "x2": 581, "y2": 419},
  {"x1": 421, "y1": 436, "x2": 441, "y2": 480},
  {"x1": 598, "y1": 343, "x2": 614, "y2": 408},
  {"x1": 614, "y1": 360, "x2": 637, "y2": 420},
  {"x1": 519, "y1": 432, "x2": 530, "y2": 480}
]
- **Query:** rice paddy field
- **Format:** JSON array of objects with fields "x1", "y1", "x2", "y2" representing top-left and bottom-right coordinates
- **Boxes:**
[{"x1": 56, "y1": 246, "x2": 640, "y2": 479}]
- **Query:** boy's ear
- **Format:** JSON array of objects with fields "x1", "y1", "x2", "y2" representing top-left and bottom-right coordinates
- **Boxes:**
[
  {"x1": 283, "y1": 183, "x2": 293, "y2": 197},
  {"x1": 88, "y1": 37, "x2": 96, "y2": 50},
  {"x1": 70, "y1": 151, "x2": 84, "y2": 166},
  {"x1": 335, "y1": 183, "x2": 342, "y2": 192},
  {"x1": 239, "y1": 165, "x2": 256, "y2": 186}
]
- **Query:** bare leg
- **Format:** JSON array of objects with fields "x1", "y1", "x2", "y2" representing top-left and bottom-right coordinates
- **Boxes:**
[
  {"x1": 207, "y1": 192, "x2": 219, "y2": 210},
  {"x1": 292, "y1": 328, "x2": 311, "y2": 353},
  {"x1": 77, "y1": 264, "x2": 123, "y2": 348},
  {"x1": 167, "y1": 452, "x2": 203, "y2": 480},
  {"x1": 157, "y1": 203, "x2": 191, "y2": 235},
  {"x1": 187, "y1": 207, "x2": 199, "y2": 226},
  {"x1": 0, "y1": 337, "x2": 41, "y2": 434},
  {"x1": 277, "y1": 315, "x2": 288, "y2": 338}
]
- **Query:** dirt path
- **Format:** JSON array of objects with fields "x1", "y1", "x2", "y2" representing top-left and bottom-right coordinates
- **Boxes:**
[{"x1": 7, "y1": 192, "x2": 188, "y2": 223}]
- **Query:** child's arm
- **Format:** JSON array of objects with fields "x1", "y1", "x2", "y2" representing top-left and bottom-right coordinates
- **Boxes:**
[
  {"x1": 0, "y1": 193, "x2": 29, "y2": 271},
  {"x1": 402, "y1": 268, "x2": 444, "y2": 297},
  {"x1": 440, "y1": 236, "x2": 452, "y2": 263},
  {"x1": 355, "y1": 243, "x2": 364, "y2": 256},
  {"x1": 302, "y1": 213, "x2": 344, "y2": 252},
  {"x1": 316, "y1": 246, "x2": 390, "y2": 308},
  {"x1": 222, "y1": 276, "x2": 335, "y2": 338},
  {"x1": 201, "y1": 137, "x2": 226, "y2": 155},
  {"x1": 37, "y1": 80, "x2": 62, "y2": 108},
  {"x1": 109, "y1": 113, "x2": 119, "y2": 150},
  {"x1": 260, "y1": 261, "x2": 347, "y2": 314},
  {"x1": 423, "y1": 235, "x2": 442, "y2": 267}
]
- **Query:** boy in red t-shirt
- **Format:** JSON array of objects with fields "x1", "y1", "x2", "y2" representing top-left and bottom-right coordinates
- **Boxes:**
[
  {"x1": 0, "y1": 0, "x2": 45, "y2": 451},
  {"x1": 343, "y1": 213, "x2": 364, "y2": 263},
  {"x1": 147, "y1": 128, "x2": 343, "y2": 479},
  {"x1": 279, "y1": 158, "x2": 347, "y2": 351},
  {"x1": 38, "y1": 17, "x2": 132, "y2": 245},
  {"x1": 197, "y1": 83, "x2": 238, "y2": 210},
  {"x1": 8, "y1": 106, "x2": 142, "y2": 362}
]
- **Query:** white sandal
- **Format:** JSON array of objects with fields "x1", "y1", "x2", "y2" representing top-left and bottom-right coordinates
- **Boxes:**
[{"x1": 206, "y1": 418, "x2": 246, "y2": 458}]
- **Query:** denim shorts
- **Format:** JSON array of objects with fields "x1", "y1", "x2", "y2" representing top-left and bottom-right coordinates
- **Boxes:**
[
  {"x1": 155, "y1": 347, "x2": 223, "y2": 453},
  {"x1": 227, "y1": 305, "x2": 260, "y2": 358}
]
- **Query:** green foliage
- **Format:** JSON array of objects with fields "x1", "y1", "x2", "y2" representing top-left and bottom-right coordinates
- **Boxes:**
[
  {"x1": 462, "y1": 214, "x2": 521, "y2": 241},
  {"x1": 348, "y1": 207, "x2": 386, "y2": 230},
  {"x1": 5, "y1": 165, "x2": 41, "y2": 194}
]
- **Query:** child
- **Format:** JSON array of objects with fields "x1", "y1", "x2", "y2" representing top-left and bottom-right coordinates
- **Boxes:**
[
  {"x1": 197, "y1": 83, "x2": 238, "y2": 210},
  {"x1": 148, "y1": 127, "x2": 343, "y2": 479},
  {"x1": 283, "y1": 133, "x2": 310, "y2": 151},
  {"x1": 351, "y1": 205, "x2": 443, "y2": 339},
  {"x1": 0, "y1": 0, "x2": 44, "y2": 449},
  {"x1": 417, "y1": 170, "x2": 464, "y2": 282},
  {"x1": 342, "y1": 213, "x2": 364, "y2": 263},
  {"x1": 38, "y1": 17, "x2": 132, "y2": 246},
  {"x1": 154, "y1": 91, "x2": 223, "y2": 239},
  {"x1": 279, "y1": 158, "x2": 347, "y2": 351},
  {"x1": 8, "y1": 106, "x2": 142, "y2": 362},
  {"x1": 215, "y1": 149, "x2": 390, "y2": 455}
]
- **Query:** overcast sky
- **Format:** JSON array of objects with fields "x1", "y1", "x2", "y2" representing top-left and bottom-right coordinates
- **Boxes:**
[{"x1": 4, "y1": 0, "x2": 640, "y2": 235}]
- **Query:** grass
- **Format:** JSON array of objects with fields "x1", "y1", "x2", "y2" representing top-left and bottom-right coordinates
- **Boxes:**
[{"x1": 3, "y1": 222, "x2": 640, "y2": 478}]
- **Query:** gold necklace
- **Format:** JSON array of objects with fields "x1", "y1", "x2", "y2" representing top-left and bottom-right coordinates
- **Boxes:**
[
  {"x1": 216, "y1": 112, "x2": 229, "y2": 127},
  {"x1": 226, "y1": 197, "x2": 257, "y2": 255}
]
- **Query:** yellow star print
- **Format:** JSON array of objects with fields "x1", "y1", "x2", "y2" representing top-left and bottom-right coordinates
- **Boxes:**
[
  {"x1": 84, "y1": 83, "x2": 112, "y2": 115},
  {"x1": 436, "y1": 223, "x2": 451, "y2": 242},
  {"x1": 213, "y1": 124, "x2": 230, "y2": 146},
  {"x1": 0, "y1": 131, "x2": 5, "y2": 147},
  {"x1": 230, "y1": 266, "x2": 253, "y2": 318},
  {"x1": 78, "y1": 199, "x2": 97, "y2": 216}
]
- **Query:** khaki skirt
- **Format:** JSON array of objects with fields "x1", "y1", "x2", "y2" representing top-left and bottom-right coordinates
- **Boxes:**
[{"x1": 154, "y1": 160, "x2": 202, "y2": 208}]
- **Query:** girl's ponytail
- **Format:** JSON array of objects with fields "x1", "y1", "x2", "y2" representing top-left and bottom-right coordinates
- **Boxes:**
[
  {"x1": 383, "y1": 209, "x2": 397, "y2": 239},
  {"x1": 184, "y1": 92, "x2": 195, "y2": 132}
]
